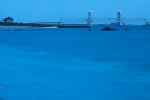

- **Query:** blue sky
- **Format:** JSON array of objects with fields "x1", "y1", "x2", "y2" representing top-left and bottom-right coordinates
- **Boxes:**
[{"x1": 0, "y1": 0, "x2": 150, "y2": 22}]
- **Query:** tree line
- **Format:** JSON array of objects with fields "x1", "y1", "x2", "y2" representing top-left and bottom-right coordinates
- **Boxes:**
[
  {"x1": 1, "y1": 17, "x2": 14, "y2": 23},
  {"x1": 0, "y1": 17, "x2": 58, "y2": 27}
]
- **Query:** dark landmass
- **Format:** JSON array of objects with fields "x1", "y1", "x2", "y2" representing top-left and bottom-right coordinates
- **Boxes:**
[{"x1": 0, "y1": 22, "x2": 57, "y2": 27}]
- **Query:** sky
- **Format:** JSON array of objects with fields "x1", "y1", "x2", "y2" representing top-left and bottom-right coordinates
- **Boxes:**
[{"x1": 0, "y1": 0, "x2": 150, "y2": 23}]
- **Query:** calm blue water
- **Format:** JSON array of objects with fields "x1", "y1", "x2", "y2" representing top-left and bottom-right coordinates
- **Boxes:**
[{"x1": 0, "y1": 30, "x2": 150, "y2": 100}]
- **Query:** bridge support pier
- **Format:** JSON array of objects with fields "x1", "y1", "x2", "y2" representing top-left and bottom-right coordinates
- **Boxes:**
[
  {"x1": 87, "y1": 11, "x2": 93, "y2": 26},
  {"x1": 117, "y1": 11, "x2": 123, "y2": 25}
]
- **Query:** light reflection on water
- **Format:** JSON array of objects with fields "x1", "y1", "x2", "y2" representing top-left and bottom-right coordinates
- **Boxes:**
[{"x1": 0, "y1": 30, "x2": 150, "y2": 100}]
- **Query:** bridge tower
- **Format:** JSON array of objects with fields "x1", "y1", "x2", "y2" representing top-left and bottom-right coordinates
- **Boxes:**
[
  {"x1": 117, "y1": 11, "x2": 123, "y2": 25},
  {"x1": 87, "y1": 11, "x2": 93, "y2": 26}
]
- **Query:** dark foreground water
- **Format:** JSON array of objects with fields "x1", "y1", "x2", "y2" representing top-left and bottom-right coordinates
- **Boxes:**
[{"x1": 0, "y1": 30, "x2": 150, "y2": 100}]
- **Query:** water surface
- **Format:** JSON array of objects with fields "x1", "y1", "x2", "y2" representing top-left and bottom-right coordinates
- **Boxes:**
[{"x1": 0, "y1": 30, "x2": 150, "y2": 100}]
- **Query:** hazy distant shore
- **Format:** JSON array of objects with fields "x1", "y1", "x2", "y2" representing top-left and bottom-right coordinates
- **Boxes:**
[
  {"x1": 0, "y1": 26, "x2": 28, "y2": 28},
  {"x1": 0, "y1": 26, "x2": 58, "y2": 28}
]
